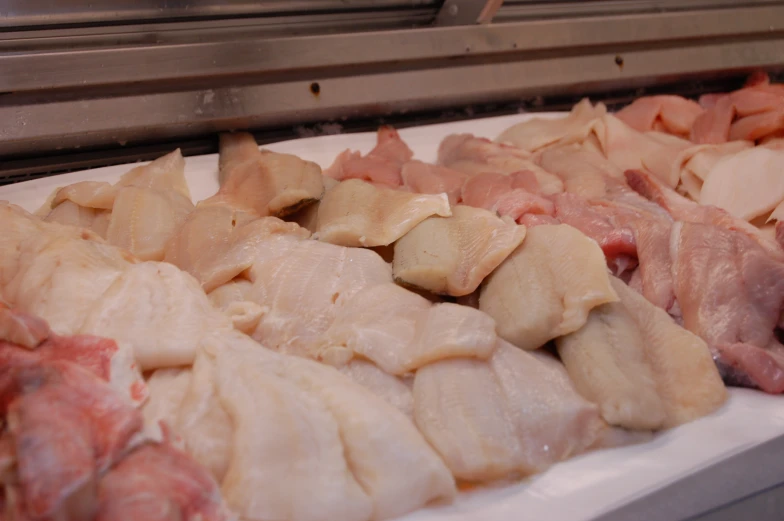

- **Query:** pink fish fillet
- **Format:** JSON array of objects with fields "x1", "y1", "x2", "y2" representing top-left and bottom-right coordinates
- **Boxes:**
[
  {"x1": 461, "y1": 171, "x2": 554, "y2": 222},
  {"x1": 96, "y1": 443, "x2": 230, "y2": 521},
  {"x1": 670, "y1": 221, "x2": 784, "y2": 394},
  {"x1": 2, "y1": 360, "x2": 143, "y2": 519},
  {"x1": 401, "y1": 160, "x2": 468, "y2": 205},
  {"x1": 616, "y1": 95, "x2": 704, "y2": 137},
  {"x1": 324, "y1": 126, "x2": 414, "y2": 187},
  {"x1": 625, "y1": 169, "x2": 784, "y2": 258},
  {"x1": 729, "y1": 108, "x2": 784, "y2": 142}
]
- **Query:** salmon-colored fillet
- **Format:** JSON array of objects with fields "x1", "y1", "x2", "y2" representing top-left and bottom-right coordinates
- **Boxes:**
[{"x1": 96, "y1": 443, "x2": 229, "y2": 521}]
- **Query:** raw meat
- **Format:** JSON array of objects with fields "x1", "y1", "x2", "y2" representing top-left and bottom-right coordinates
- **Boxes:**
[
  {"x1": 460, "y1": 172, "x2": 555, "y2": 222},
  {"x1": 324, "y1": 126, "x2": 413, "y2": 187},
  {"x1": 479, "y1": 224, "x2": 619, "y2": 350},
  {"x1": 413, "y1": 340, "x2": 604, "y2": 481},
  {"x1": 314, "y1": 179, "x2": 451, "y2": 247},
  {"x1": 393, "y1": 205, "x2": 527, "y2": 296},
  {"x1": 496, "y1": 98, "x2": 606, "y2": 152},
  {"x1": 208, "y1": 132, "x2": 325, "y2": 217},
  {"x1": 401, "y1": 160, "x2": 468, "y2": 205},
  {"x1": 673, "y1": 141, "x2": 753, "y2": 200},
  {"x1": 338, "y1": 360, "x2": 414, "y2": 419},
  {"x1": 96, "y1": 442, "x2": 231, "y2": 521},
  {"x1": 206, "y1": 330, "x2": 456, "y2": 521},
  {"x1": 557, "y1": 277, "x2": 726, "y2": 430},
  {"x1": 317, "y1": 282, "x2": 498, "y2": 374},
  {"x1": 698, "y1": 147, "x2": 784, "y2": 221},
  {"x1": 615, "y1": 95, "x2": 704, "y2": 137}
]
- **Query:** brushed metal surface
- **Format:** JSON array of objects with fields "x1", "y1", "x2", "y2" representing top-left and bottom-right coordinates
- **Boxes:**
[
  {"x1": 0, "y1": 0, "x2": 439, "y2": 27},
  {"x1": 3, "y1": 37, "x2": 783, "y2": 157},
  {"x1": 3, "y1": 5, "x2": 783, "y2": 93},
  {"x1": 435, "y1": 0, "x2": 504, "y2": 25}
]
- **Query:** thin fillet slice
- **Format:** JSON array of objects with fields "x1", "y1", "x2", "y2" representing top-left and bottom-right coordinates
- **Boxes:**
[
  {"x1": 479, "y1": 224, "x2": 619, "y2": 350},
  {"x1": 315, "y1": 179, "x2": 451, "y2": 247},
  {"x1": 393, "y1": 205, "x2": 527, "y2": 296}
]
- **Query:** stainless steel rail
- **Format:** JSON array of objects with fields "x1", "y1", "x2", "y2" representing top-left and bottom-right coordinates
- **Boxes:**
[{"x1": 1, "y1": 2, "x2": 784, "y2": 172}]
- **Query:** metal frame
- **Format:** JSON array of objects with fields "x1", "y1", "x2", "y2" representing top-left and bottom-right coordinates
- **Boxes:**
[{"x1": 1, "y1": 2, "x2": 784, "y2": 170}]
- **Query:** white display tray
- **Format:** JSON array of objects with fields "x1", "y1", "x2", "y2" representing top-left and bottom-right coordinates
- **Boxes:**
[{"x1": 2, "y1": 113, "x2": 783, "y2": 521}]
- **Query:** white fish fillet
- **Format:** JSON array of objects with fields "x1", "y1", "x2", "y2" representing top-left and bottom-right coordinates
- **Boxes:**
[
  {"x1": 393, "y1": 205, "x2": 527, "y2": 296},
  {"x1": 4, "y1": 233, "x2": 133, "y2": 335},
  {"x1": 672, "y1": 141, "x2": 753, "y2": 200},
  {"x1": 338, "y1": 360, "x2": 414, "y2": 420},
  {"x1": 80, "y1": 261, "x2": 234, "y2": 370},
  {"x1": 496, "y1": 98, "x2": 606, "y2": 152},
  {"x1": 207, "y1": 330, "x2": 456, "y2": 521},
  {"x1": 209, "y1": 279, "x2": 266, "y2": 335},
  {"x1": 413, "y1": 340, "x2": 603, "y2": 481},
  {"x1": 208, "y1": 133, "x2": 325, "y2": 217},
  {"x1": 479, "y1": 224, "x2": 619, "y2": 350},
  {"x1": 315, "y1": 179, "x2": 451, "y2": 247},
  {"x1": 106, "y1": 186, "x2": 195, "y2": 261},
  {"x1": 699, "y1": 147, "x2": 784, "y2": 221},
  {"x1": 142, "y1": 367, "x2": 193, "y2": 443},
  {"x1": 242, "y1": 235, "x2": 392, "y2": 359},
  {"x1": 319, "y1": 282, "x2": 497, "y2": 375}
]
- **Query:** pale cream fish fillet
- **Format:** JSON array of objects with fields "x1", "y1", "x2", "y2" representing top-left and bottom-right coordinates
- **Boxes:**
[
  {"x1": 142, "y1": 367, "x2": 193, "y2": 444},
  {"x1": 289, "y1": 176, "x2": 341, "y2": 233},
  {"x1": 205, "y1": 330, "x2": 456, "y2": 521},
  {"x1": 538, "y1": 141, "x2": 624, "y2": 199},
  {"x1": 393, "y1": 205, "x2": 527, "y2": 296},
  {"x1": 314, "y1": 178, "x2": 452, "y2": 247},
  {"x1": 3, "y1": 233, "x2": 134, "y2": 336},
  {"x1": 671, "y1": 141, "x2": 753, "y2": 200},
  {"x1": 557, "y1": 277, "x2": 727, "y2": 430},
  {"x1": 106, "y1": 186, "x2": 195, "y2": 261},
  {"x1": 318, "y1": 282, "x2": 497, "y2": 375},
  {"x1": 698, "y1": 147, "x2": 784, "y2": 221},
  {"x1": 216, "y1": 232, "x2": 392, "y2": 360},
  {"x1": 479, "y1": 224, "x2": 619, "y2": 350},
  {"x1": 79, "y1": 261, "x2": 235, "y2": 370},
  {"x1": 413, "y1": 340, "x2": 604, "y2": 482},
  {"x1": 495, "y1": 98, "x2": 606, "y2": 152},
  {"x1": 207, "y1": 132, "x2": 325, "y2": 217},
  {"x1": 338, "y1": 360, "x2": 414, "y2": 420},
  {"x1": 167, "y1": 212, "x2": 310, "y2": 293},
  {"x1": 208, "y1": 278, "x2": 266, "y2": 335},
  {"x1": 40, "y1": 149, "x2": 195, "y2": 261},
  {"x1": 589, "y1": 115, "x2": 692, "y2": 188}
]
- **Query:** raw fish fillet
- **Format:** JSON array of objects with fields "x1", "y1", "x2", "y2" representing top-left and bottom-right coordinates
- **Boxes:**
[
  {"x1": 142, "y1": 367, "x2": 192, "y2": 443},
  {"x1": 625, "y1": 168, "x2": 783, "y2": 256},
  {"x1": 43, "y1": 200, "x2": 111, "y2": 237},
  {"x1": 438, "y1": 134, "x2": 564, "y2": 196},
  {"x1": 401, "y1": 160, "x2": 468, "y2": 205},
  {"x1": 318, "y1": 282, "x2": 497, "y2": 374},
  {"x1": 167, "y1": 212, "x2": 309, "y2": 293},
  {"x1": 233, "y1": 234, "x2": 392, "y2": 359},
  {"x1": 479, "y1": 224, "x2": 619, "y2": 350},
  {"x1": 106, "y1": 186, "x2": 195, "y2": 261},
  {"x1": 557, "y1": 277, "x2": 726, "y2": 430},
  {"x1": 496, "y1": 98, "x2": 606, "y2": 152},
  {"x1": 0, "y1": 303, "x2": 48, "y2": 349},
  {"x1": 208, "y1": 279, "x2": 266, "y2": 334},
  {"x1": 615, "y1": 95, "x2": 704, "y2": 137},
  {"x1": 324, "y1": 127, "x2": 413, "y2": 187},
  {"x1": 698, "y1": 147, "x2": 784, "y2": 221},
  {"x1": 338, "y1": 360, "x2": 414, "y2": 419},
  {"x1": 288, "y1": 176, "x2": 340, "y2": 232},
  {"x1": 460, "y1": 172, "x2": 555, "y2": 222},
  {"x1": 208, "y1": 133, "x2": 325, "y2": 217},
  {"x1": 413, "y1": 340, "x2": 603, "y2": 481},
  {"x1": 670, "y1": 221, "x2": 784, "y2": 393},
  {"x1": 4, "y1": 233, "x2": 134, "y2": 335},
  {"x1": 393, "y1": 205, "x2": 527, "y2": 296},
  {"x1": 80, "y1": 261, "x2": 234, "y2": 370},
  {"x1": 538, "y1": 141, "x2": 623, "y2": 199},
  {"x1": 2, "y1": 360, "x2": 143, "y2": 520},
  {"x1": 96, "y1": 442, "x2": 231, "y2": 521},
  {"x1": 673, "y1": 141, "x2": 753, "y2": 200},
  {"x1": 591, "y1": 115, "x2": 692, "y2": 188},
  {"x1": 207, "y1": 330, "x2": 455, "y2": 521},
  {"x1": 314, "y1": 179, "x2": 451, "y2": 247}
]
